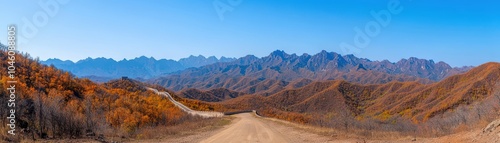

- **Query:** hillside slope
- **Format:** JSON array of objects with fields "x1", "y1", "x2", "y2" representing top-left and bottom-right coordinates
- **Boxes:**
[
  {"x1": 219, "y1": 62, "x2": 500, "y2": 136},
  {"x1": 0, "y1": 47, "x2": 224, "y2": 142}
]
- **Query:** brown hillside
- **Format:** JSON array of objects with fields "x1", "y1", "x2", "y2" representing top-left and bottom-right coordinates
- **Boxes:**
[
  {"x1": 179, "y1": 88, "x2": 245, "y2": 102},
  {"x1": 0, "y1": 49, "x2": 224, "y2": 141},
  {"x1": 220, "y1": 62, "x2": 500, "y2": 131}
]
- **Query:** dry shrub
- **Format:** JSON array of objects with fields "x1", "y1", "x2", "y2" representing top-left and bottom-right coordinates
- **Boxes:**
[{"x1": 132, "y1": 116, "x2": 228, "y2": 139}]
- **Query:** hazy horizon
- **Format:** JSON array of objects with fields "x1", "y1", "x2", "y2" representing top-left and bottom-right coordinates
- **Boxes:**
[{"x1": 38, "y1": 49, "x2": 477, "y2": 68}]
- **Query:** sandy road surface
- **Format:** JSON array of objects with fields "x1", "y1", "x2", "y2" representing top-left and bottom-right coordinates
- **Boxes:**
[{"x1": 200, "y1": 113, "x2": 289, "y2": 143}]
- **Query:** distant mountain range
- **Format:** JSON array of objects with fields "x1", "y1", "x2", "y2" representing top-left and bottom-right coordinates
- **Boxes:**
[
  {"x1": 41, "y1": 55, "x2": 236, "y2": 80},
  {"x1": 41, "y1": 49, "x2": 473, "y2": 93},
  {"x1": 151, "y1": 50, "x2": 473, "y2": 95}
]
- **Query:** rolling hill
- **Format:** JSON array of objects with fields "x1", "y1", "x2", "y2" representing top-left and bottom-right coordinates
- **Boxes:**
[{"x1": 217, "y1": 62, "x2": 500, "y2": 135}]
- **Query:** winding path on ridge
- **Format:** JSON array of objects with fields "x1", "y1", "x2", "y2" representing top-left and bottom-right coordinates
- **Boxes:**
[{"x1": 147, "y1": 87, "x2": 224, "y2": 118}]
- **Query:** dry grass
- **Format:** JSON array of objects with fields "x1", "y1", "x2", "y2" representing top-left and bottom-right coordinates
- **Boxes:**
[
  {"x1": 260, "y1": 114, "x2": 411, "y2": 141},
  {"x1": 16, "y1": 116, "x2": 233, "y2": 143},
  {"x1": 259, "y1": 112, "x2": 500, "y2": 143},
  {"x1": 133, "y1": 117, "x2": 231, "y2": 139},
  {"x1": 0, "y1": 126, "x2": 22, "y2": 143},
  {"x1": 126, "y1": 116, "x2": 233, "y2": 142}
]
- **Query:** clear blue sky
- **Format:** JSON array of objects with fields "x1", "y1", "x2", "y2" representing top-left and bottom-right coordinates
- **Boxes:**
[{"x1": 1, "y1": 0, "x2": 499, "y2": 67}]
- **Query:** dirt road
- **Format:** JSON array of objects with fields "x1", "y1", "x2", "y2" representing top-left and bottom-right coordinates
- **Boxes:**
[{"x1": 200, "y1": 113, "x2": 290, "y2": 143}]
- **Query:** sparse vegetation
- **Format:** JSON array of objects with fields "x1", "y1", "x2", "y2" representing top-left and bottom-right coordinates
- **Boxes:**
[
  {"x1": 0, "y1": 49, "x2": 224, "y2": 142},
  {"x1": 217, "y1": 63, "x2": 500, "y2": 138},
  {"x1": 1, "y1": 46, "x2": 499, "y2": 141}
]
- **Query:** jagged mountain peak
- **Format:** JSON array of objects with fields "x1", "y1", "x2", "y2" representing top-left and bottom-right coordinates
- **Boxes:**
[{"x1": 269, "y1": 50, "x2": 289, "y2": 59}]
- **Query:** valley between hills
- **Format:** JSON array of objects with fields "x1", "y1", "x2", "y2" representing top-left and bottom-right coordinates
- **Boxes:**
[{"x1": 1, "y1": 43, "x2": 499, "y2": 142}]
